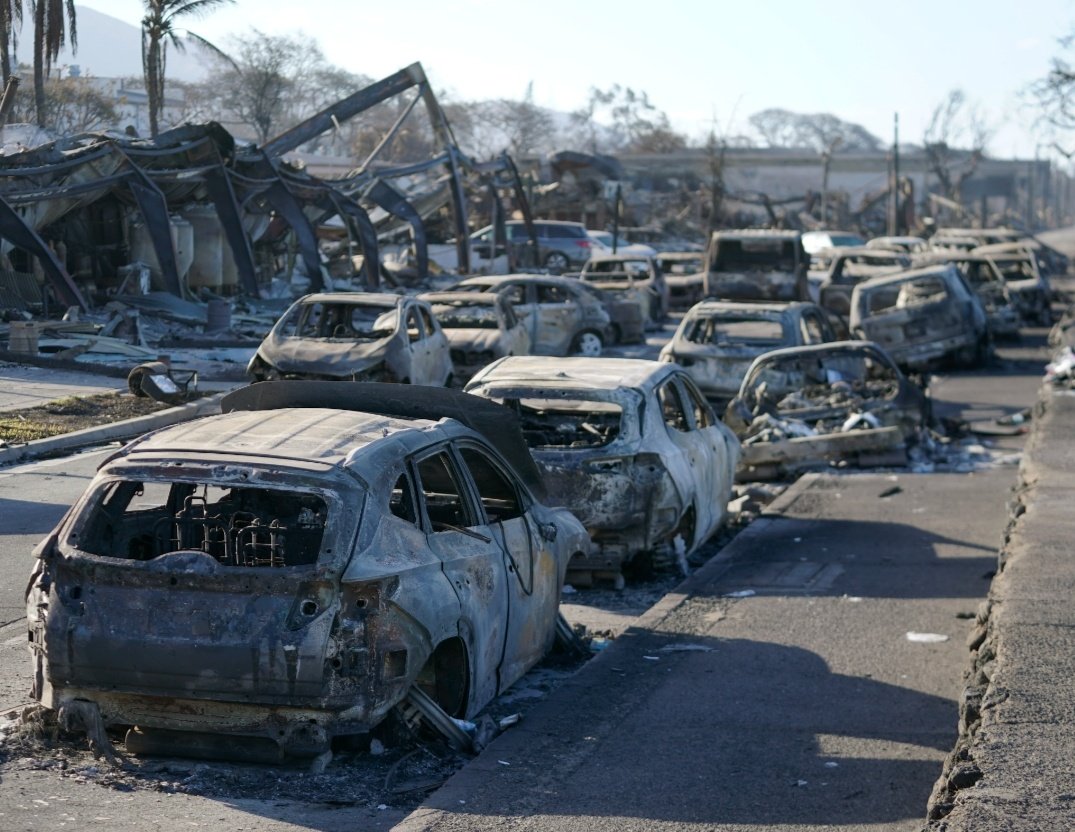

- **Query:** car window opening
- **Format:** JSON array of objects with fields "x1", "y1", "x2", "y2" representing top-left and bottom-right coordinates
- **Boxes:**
[{"x1": 78, "y1": 480, "x2": 328, "y2": 567}]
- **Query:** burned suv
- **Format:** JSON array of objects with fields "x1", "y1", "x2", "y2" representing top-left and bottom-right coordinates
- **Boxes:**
[
  {"x1": 705, "y1": 230, "x2": 810, "y2": 302},
  {"x1": 25, "y1": 383, "x2": 589, "y2": 759}
]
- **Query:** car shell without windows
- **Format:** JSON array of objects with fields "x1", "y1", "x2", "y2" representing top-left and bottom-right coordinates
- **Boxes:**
[
  {"x1": 850, "y1": 265, "x2": 989, "y2": 369},
  {"x1": 912, "y1": 251, "x2": 1020, "y2": 337},
  {"x1": 247, "y1": 293, "x2": 453, "y2": 385},
  {"x1": 658, "y1": 300, "x2": 838, "y2": 406},
  {"x1": 419, "y1": 291, "x2": 531, "y2": 381},
  {"x1": 972, "y1": 242, "x2": 1051, "y2": 325},
  {"x1": 465, "y1": 356, "x2": 740, "y2": 586},
  {"x1": 580, "y1": 254, "x2": 669, "y2": 322},
  {"x1": 655, "y1": 251, "x2": 707, "y2": 310},
  {"x1": 448, "y1": 274, "x2": 612, "y2": 356},
  {"x1": 724, "y1": 341, "x2": 927, "y2": 479},
  {"x1": 816, "y1": 247, "x2": 911, "y2": 317},
  {"x1": 705, "y1": 229, "x2": 810, "y2": 302},
  {"x1": 25, "y1": 383, "x2": 589, "y2": 759}
]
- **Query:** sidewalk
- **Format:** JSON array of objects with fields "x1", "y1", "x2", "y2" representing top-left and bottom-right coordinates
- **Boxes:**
[
  {"x1": 925, "y1": 385, "x2": 1075, "y2": 830},
  {"x1": 0, "y1": 360, "x2": 237, "y2": 466}
]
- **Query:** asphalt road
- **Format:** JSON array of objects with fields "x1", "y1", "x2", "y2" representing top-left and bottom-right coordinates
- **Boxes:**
[{"x1": 0, "y1": 324, "x2": 1052, "y2": 832}]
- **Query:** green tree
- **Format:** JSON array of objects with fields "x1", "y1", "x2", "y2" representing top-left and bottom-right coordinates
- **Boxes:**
[
  {"x1": 141, "y1": 0, "x2": 233, "y2": 137},
  {"x1": 32, "y1": 0, "x2": 76, "y2": 127}
]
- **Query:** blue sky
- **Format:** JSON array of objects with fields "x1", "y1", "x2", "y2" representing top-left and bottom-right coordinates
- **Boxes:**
[{"x1": 83, "y1": 0, "x2": 1075, "y2": 159}]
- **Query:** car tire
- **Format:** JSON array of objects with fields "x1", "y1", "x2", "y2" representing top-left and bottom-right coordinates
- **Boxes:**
[
  {"x1": 544, "y1": 252, "x2": 570, "y2": 273},
  {"x1": 571, "y1": 330, "x2": 603, "y2": 357}
]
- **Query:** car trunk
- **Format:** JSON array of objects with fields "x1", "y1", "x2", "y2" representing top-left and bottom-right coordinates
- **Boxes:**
[{"x1": 44, "y1": 553, "x2": 336, "y2": 703}]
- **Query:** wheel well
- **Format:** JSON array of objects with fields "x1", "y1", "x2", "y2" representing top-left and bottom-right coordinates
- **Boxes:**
[{"x1": 415, "y1": 637, "x2": 470, "y2": 718}]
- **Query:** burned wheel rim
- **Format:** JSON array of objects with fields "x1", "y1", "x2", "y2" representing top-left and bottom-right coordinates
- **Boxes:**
[{"x1": 573, "y1": 331, "x2": 603, "y2": 357}]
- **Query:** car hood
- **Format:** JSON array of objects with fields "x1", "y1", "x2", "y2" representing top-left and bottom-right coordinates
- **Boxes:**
[
  {"x1": 443, "y1": 328, "x2": 504, "y2": 352},
  {"x1": 260, "y1": 334, "x2": 392, "y2": 374}
]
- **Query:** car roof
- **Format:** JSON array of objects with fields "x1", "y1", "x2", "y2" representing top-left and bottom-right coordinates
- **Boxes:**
[
  {"x1": 459, "y1": 274, "x2": 581, "y2": 288},
  {"x1": 297, "y1": 292, "x2": 404, "y2": 306},
  {"x1": 468, "y1": 355, "x2": 675, "y2": 392},
  {"x1": 123, "y1": 407, "x2": 436, "y2": 468},
  {"x1": 685, "y1": 300, "x2": 802, "y2": 316},
  {"x1": 855, "y1": 264, "x2": 955, "y2": 289},
  {"x1": 748, "y1": 339, "x2": 896, "y2": 364},
  {"x1": 421, "y1": 291, "x2": 502, "y2": 305},
  {"x1": 656, "y1": 251, "x2": 705, "y2": 260},
  {"x1": 712, "y1": 229, "x2": 802, "y2": 240},
  {"x1": 586, "y1": 254, "x2": 655, "y2": 263}
]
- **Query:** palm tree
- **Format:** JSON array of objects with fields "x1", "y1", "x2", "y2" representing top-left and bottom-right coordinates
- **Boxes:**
[
  {"x1": 0, "y1": 0, "x2": 23, "y2": 85},
  {"x1": 141, "y1": 0, "x2": 233, "y2": 137},
  {"x1": 32, "y1": 0, "x2": 76, "y2": 127}
]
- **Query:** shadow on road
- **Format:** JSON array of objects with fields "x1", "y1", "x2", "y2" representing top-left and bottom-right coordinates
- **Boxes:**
[{"x1": 0, "y1": 497, "x2": 70, "y2": 536}]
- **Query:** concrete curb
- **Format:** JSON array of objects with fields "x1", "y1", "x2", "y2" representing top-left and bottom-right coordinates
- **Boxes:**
[
  {"x1": 0, "y1": 391, "x2": 229, "y2": 467},
  {"x1": 394, "y1": 476, "x2": 811, "y2": 832}
]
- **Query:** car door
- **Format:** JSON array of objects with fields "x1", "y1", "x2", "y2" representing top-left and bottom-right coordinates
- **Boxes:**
[
  {"x1": 456, "y1": 443, "x2": 559, "y2": 690},
  {"x1": 417, "y1": 303, "x2": 453, "y2": 386},
  {"x1": 678, "y1": 375, "x2": 738, "y2": 525},
  {"x1": 402, "y1": 304, "x2": 435, "y2": 384},
  {"x1": 500, "y1": 300, "x2": 531, "y2": 356},
  {"x1": 499, "y1": 282, "x2": 535, "y2": 344},
  {"x1": 654, "y1": 376, "x2": 719, "y2": 546},
  {"x1": 533, "y1": 282, "x2": 578, "y2": 355},
  {"x1": 413, "y1": 448, "x2": 508, "y2": 714}
]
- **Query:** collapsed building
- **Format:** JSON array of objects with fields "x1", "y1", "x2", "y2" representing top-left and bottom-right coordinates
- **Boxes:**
[{"x1": 0, "y1": 62, "x2": 538, "y2": 320}]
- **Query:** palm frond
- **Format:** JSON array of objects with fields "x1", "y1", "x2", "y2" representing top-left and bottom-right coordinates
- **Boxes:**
[
  {"x1": 182, "y1": 29, "x2": 237, "y2": 70},
  {"x1": 164, "y1": 0, "x2": 235, "y2": 24}
]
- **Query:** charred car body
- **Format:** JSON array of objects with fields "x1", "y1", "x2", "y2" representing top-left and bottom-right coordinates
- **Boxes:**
[
  {"x1": 972, "y1": 242, "x2": 1051, "y2": 325},
  {"x1": 725, "y1": 341, "x2": 928, "y2": 479},
  {"x1": 248, "y1": 293, "x2": 453, "y2": 385},
  {"x1": 448, "y1": 275, "x2": 611, "y2": 356},
  {"x1": 579, "y1": 254, "x2": 669, "y2": 323},
  {"x1": 704, "y1": 230, "x2": 810, "y2": 302},
  {"x1": 25, "y1": 383, "x2": 589, "y2": 758},
  {"x1": 850, "y1": 265, "x2": 989, "y2": 369},
  {"x1": 913, "y1": 252, "x2": 1020, "y2": 337},
  {"x1": 465, "y1": 356, "x2": 740, "y2": 586},
  {"x1": 659, "y1": 300, "x2": 838, "y2": 406},
  {"x1": 816, "y1": 247, "x2": 910, "y2": 317},
  {"x1": 655, "y1": 252, "x2": 707, "y2": 310},
  {"x1": 419, "y1": 291, "x2": 530, "y2": 381}
]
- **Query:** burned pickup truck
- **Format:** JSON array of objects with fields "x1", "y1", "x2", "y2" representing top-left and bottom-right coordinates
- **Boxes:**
[
  {"x1": 849, "y1": 265, "x2": 990, "y2": 369},
  {"x1": 465, "y1": 356, "x2": 740, "y2": 586},
  {"x1": 25, "y1": 383, "x2": 590, "y2": 760},
  {"x1": 724, "y1": 341, "x2": 928, "y2": 479},
  {"x1": 704, "y1": 230, "x2": 810, "y2": 302}
]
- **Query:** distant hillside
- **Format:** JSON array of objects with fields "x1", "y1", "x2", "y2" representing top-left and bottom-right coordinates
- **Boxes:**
[{"x1": 13, "y1": 5, "x2": 208, "y2": 81}]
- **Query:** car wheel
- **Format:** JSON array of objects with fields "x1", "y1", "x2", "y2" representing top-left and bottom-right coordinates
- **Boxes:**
[
  {"x1": 544, "y1": 252, "x2": 570, "y2": 273},
  {"x1": 403, "y1": 685, "x2": 473, "y2": 752},
  {"x1": 572, "y1": 330, "x2": 603, "y2": 357}
]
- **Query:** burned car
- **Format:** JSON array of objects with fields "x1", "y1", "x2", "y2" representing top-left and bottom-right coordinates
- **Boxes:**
[
  {"x1": 816, "y1": 247, "x2": 911, "y2": 317},
  {"x1": 419, "y1": 291, "x2": 531, "y2": 381},
  {"x1": 248, "y1": 293, "x2": 453, "y2": 385},
  {"x1": 972, "y1": 242, "x2": 1051, "y2": 325},
  {"x1": 465, "y1": 356, "x2": 740, "y2": 586},
  {"x1": 704, "y1": 230, "x2": 810, "y2": 302},
  {"x1": 850, "y1": 265, "x2": 989, "y2": 369},
  {"x1": 579, "y1": 254, "x2": 669, "y2": 322},
  {"x1": 25, "y1": 382, "x2": 590, "y2": 759},
  {"x1": 913, "y1": 252, "x2": 1020, "y2": 338},
  {"x1": 655, "y1": 251, "x2": 707, "y2": 310},
  {"x1": 659, "y1": 300, "x2": 838, "y2": 406},
  {"x1": 448, "y1": 275, "x2": 612, "y2": 356},
  {"x1": 725, "y1": 341, "x2": 928, "y2": 479}
]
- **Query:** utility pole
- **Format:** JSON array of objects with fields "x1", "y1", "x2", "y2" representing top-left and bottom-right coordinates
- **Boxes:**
[{"x1": 892, "y1": 112, "x2": 901, "y2": 235}]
